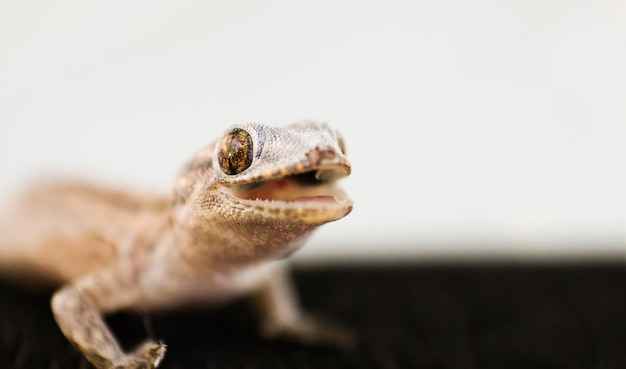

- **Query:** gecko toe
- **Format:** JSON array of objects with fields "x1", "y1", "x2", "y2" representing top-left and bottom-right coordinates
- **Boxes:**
[
  {"x1": 262, "y1": 314, "x2": 356, "y2": 349},
  {"x1": 126, "y1": 340, "x2": 166, "y2": 369}
]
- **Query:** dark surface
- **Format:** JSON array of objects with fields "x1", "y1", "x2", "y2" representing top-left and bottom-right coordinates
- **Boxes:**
[{"x1": 0, "y1": 263, "x2": 624, "y2": 369}]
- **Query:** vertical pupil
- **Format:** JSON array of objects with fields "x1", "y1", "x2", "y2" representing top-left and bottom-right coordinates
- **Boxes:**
[{"x1": 227, "y1": 136, "x2": 242, "y2": 172}]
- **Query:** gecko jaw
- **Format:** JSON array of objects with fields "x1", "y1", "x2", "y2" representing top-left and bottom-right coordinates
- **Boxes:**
[{"x1": 217, "y1": 170, "x2": 353, "y2": 222}]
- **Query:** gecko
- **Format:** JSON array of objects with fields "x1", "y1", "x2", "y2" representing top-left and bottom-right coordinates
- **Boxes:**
[{"x1": 0, "y1": 121, "x2": 353, "y2": 369}]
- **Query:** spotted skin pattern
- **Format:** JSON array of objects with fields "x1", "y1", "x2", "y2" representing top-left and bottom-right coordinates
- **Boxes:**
[{"x1": 0, "y1": 121, "x2": 353, "y2": 369}]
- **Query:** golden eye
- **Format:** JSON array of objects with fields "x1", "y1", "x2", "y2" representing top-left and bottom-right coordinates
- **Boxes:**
[{"x1": 218, "y1": 128, "x2": 253, "y2": 175}]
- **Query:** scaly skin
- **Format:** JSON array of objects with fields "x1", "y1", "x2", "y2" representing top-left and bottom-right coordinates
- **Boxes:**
[{"x1": 0, "y1": 121, "x2": 353, "y2": 369}]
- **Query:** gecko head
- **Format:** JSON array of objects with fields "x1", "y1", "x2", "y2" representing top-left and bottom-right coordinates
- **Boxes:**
[
  {"x1": 207, "y1": 121, "x2": 353, "y2": 225},
  {"x1": 174, "y1": 121, "x2": 353, "y2": 263}
]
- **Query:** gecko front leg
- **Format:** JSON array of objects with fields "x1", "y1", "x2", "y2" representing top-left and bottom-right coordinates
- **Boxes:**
[
  {"x1": 252, "y1": 265, "x2": 355, "y2": 347},
  {"x1": 51, "y1": 268, "x2": 166, "y2": 369}
]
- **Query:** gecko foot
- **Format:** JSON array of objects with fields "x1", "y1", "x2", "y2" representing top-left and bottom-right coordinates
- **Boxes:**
[
  {"x1": 119, "y1": 340, "x2": 166, "y2": 369},
  {"x1": 261, "y1": 314, "x2": 355, "y2": 348}
]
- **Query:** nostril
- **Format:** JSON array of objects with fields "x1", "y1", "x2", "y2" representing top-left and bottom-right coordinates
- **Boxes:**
[{"x1": 309, "y1": 146, "x2": 337, "y2": 162}]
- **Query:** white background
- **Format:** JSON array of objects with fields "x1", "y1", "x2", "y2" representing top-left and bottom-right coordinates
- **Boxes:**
[{"x1": 1, "y1": 1, "x2": 624, "y2": 263}]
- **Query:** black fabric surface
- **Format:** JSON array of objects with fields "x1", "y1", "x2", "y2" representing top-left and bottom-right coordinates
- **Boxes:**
[{"x1": 0, "y1": 263, "x2": 624, "y2": 369}]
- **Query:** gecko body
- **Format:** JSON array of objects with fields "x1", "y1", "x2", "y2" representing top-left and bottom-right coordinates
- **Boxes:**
[{"x1": 0, "y1": 121, "x2": 353, "y2": 369}]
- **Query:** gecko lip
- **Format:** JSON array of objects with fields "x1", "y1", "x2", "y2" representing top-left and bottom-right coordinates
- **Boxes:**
[{"x1": 217, "y1": 166, "x2": 353, "y2": 220}]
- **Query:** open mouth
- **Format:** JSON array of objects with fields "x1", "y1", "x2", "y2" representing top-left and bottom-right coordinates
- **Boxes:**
[{"x1": 220, "y1": 169, "x2": 352, "y2": 210}]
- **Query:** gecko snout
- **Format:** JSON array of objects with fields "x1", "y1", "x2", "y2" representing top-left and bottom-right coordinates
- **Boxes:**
[{"x1": 310, "y1": 147, "x2": 351, "y2": 182}]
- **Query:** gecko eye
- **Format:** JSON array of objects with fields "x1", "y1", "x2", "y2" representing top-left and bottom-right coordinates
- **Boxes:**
[{"x1": 218, "y1": 128, "x2": 253, "y2": 175}]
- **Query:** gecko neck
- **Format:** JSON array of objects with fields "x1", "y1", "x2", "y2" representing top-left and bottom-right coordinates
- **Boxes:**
[{"x1": 170, "y1": 185, "x2": 321, "y2": 270}]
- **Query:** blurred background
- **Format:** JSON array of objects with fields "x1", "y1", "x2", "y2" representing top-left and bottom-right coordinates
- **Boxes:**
[{"x1": 0, "y1": 0, "x2": 623, "y2": 264}]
